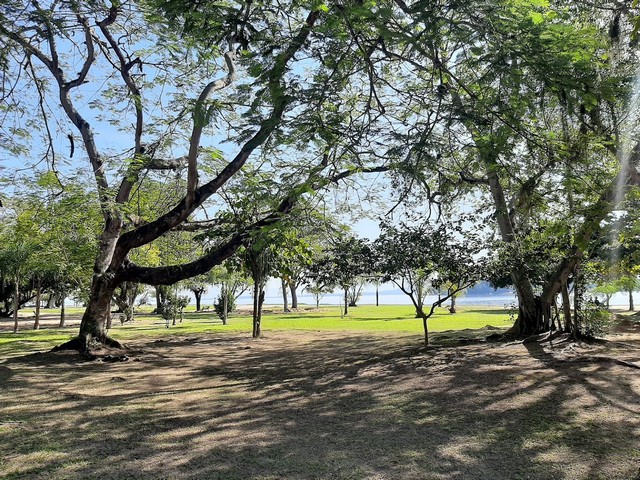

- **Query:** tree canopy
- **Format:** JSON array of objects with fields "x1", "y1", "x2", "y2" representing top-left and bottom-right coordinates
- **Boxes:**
[{"x1": 1, "y1": 0, "x2": 639, "y2": 348}]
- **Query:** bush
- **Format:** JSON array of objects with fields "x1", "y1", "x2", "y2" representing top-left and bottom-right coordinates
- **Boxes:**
[
  {"x1": 214, "y1": 293, "x2": 235, "y2": 320},
  {"x1": 581, "y1": 301, "x2": 613, "y2": 337}
]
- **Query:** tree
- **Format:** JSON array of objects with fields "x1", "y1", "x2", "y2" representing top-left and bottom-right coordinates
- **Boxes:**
[
  {"x1": 353, "y1": 0, "x2": 640, "y2": 336},
  {"x1": 375, "y1": 221, "x2": 483, "y2": 345},
  {"x1": 308, "y1": 236, "x2": 372, "y2": 316},
  {"x1": 0, "y1": 238, "x2": 33, "y2": 333},
  {"x1": 1, "y1": 0, "x2": 390, "y2": 352},
  {"x1": 210, "y1": 262, "x2": 249, "y2": 325},
  {"x1": 242, "y1": 239, "x2": 273, "y2": 338}
]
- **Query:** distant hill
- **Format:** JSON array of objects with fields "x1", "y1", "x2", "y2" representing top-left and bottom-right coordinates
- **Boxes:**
[{"x1": 376, "y1": 282, "x2": 513, "y2": 297}]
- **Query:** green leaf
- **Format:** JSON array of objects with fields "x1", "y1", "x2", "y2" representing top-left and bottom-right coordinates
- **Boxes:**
[{"x1": 529, "y1": 11, "x2": 544, "y2": 24}]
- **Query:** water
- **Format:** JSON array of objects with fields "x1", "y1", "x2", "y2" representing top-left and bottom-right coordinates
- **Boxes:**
[{"x1": 180, "y1": 286, "x2": 635, "y2": 309}]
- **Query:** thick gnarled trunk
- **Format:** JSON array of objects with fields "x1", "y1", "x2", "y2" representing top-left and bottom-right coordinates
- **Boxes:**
[{"x1": 79, "y1": 276, "x2": 118, "y2": 346}]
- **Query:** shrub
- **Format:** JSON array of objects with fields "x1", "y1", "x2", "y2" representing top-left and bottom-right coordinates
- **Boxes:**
[
  {"x1": 214, "y1": 293, "x2": 235, "y2": 320},
  {"x1": 581, "y1": 301, "x2": 613, "y2": 337}
]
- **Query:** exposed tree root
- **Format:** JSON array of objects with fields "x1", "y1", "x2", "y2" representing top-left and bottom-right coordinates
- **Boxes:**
[
  {"x1": 522, "y1": 331, "x2": 570, "y2": 344},
  {"x1": 572, "y1": 356, "x2": 640, "y2": 370},
  {"x1": 52, "y1": 335, "x2": 127, "y2": 359}
]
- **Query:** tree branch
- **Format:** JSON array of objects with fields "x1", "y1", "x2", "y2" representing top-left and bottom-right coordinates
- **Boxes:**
[
  {"x1": 114, "y1": 9, "x2": 322, "y2": 259},
  {"x1": 186, "y1": 51, "x2": 237, "y2": 208}
]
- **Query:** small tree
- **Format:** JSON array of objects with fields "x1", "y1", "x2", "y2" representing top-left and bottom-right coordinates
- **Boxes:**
[
  {"x1": 375, "y1": 222, "x2": 483, "y2": 345},
  {"x1": 210, "y1": 262, "x2": 250, "y2": 325},
  {"x1": 308, "y1": 236, "x2": 372, "y2": 316}
]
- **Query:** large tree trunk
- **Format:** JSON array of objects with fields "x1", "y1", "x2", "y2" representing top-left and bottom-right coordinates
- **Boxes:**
[
  {"x1": 629, "y1": 288, "x2": 635, "y2": 311},
  {"x1": 193, "y1": 289, "x2": 203, "y2": 312},
  {"x1": 486, "y1": 166, "x2": 542, "y2": 334},
  {"x1": 290, "y1": 282, "x2": 298, "y2": 309},
  {"x1": 46, "y1": 293, "x2": 55, "y2": 309},
  {"x1": 76, "y1": 276, "x2": 122, "y2": 349},
  {"x1": 449, "y1": 294, "x2": 457, "y2": 314}
]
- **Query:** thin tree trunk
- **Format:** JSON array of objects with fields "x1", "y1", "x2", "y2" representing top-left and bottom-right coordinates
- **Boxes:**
[
  {"x1": 222, "y1": 283, "x2": 228, "y2": 325},
  {"x1": 281, "y1": 278, "x2": 290, "y2": 313},
  {"x1": 252, "y1": 283, "x2": 261, "y2": 337},
  {"x1": 561, "y1": 281, "x2": 572, "y2": 333},
  {"x1": 629, "y1": 289, "x2": 634, "y2": 311},
  {"x1": 375, "y1": 283, "x2": 379, "y2": 307},
  {"x1": 34, "y1": 278, "x2": 41, "y2": 330},
  {"x1": 449, "y1": 294, "x2": 457, "y2": 314},
  {"x1": 194, "y1": 290, "x2": 202, "y2": 312},
  {"x1": 12, "y1": 275, "x2": 19, "y2": 334},
  {"x1": 257, "y1": 289, "x2": 265, "y2": 336},
  {"x1": 290, "y1": 283, "x2": 298, "y2": 309},
  {"x1": 59, "y1": 288, "x2": 66, "y2": 328},
  {"x1": 573, "y1": 271, "x2": 581, "y2": 336},
  {"x1": 343, "y1": 288, "x2": 348, "y2": 316},
  {"x1": 422, "y1": 315, "x2": 429, "y2": 346}
]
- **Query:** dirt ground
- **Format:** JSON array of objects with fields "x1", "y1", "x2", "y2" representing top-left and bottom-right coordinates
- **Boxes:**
[{"x1": 1, "y1": 326, "x2": 639, "y2": 479}]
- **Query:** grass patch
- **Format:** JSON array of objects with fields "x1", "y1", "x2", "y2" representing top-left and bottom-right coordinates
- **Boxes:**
[{"x1": 0, "y1": 305, "x2": 513, "y2": 358}]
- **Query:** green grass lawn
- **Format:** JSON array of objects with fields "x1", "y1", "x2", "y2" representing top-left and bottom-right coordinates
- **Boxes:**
[{"x1": 0, "y1": 304, "x2": 514, "y2": 358}]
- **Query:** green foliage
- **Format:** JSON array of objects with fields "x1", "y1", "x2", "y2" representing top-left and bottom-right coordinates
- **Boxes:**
[
  {"x1": 214, "y1": 292, "x2": 235, "y2": 320},
  {"x1": 161, "y1": 291, "x2": 190, "y2": 326},
  {"x1": 308, "y1": 236, "x2": 373, "y2": 291},
  {"x1": 581, "y1": 301, "x2": 614, "y2": 337},
  {"x1": 375, "y1": 221, "x2": 484, "y2": 320}
]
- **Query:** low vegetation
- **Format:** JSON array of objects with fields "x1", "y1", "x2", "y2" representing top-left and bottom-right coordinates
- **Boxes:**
[
  {"x1": 1, "y1": 307, "x2": 639, "y2": 480},
  {"x1": 0, "y1": 305, "x2": 513, "y2": 358}
]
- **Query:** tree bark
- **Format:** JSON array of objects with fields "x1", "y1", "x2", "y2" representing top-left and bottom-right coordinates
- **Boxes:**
[
  {"x1": 449, "y1": 294, "x2": 457, "y2": 314},
  {"x1": 343, "y1": 288, "x2": 348, "y2": 316},
  {"x1": 78, "y1": 276, "x2": 118, "y2": 348},
  {"x1": 561, "y1": 280, "x2": 572, "y2": 333},
  {"x1": 222, "y1": 284, "x2": 228, "y2": 325},
  {"x1": 34, "y1": 278, "x2": 41, "y2": 330},
  {"x1": 422, "y1": 314, "x2": 429, "y2": 346},
  {"x1": 281, "y1": 278, "x2": 290, "y2": 312},
  {"x1": 46, "y1": 293, "x2": 55, "y2": 309},
  {"x1": 106, "y1": 303, "x2": 113, "y2": 330},
  {"x1": 155, "y1": 285, "x2": 166, "y2": 315},
  {"x1": 194, "y1": 289, "x2": 203, "y2": 312},
  {"x1": 629, "y1": 289, "x2": 635, "y2": 311},
  {"x1": 59, "y1": 287, "x2": 66, "y2": 328},
  {"x1": 252, "y1": 284, "x2": 265, "y2": 338},
  {"x1": 485, "y1": 165, "x2": 541, "y2": 334},
  {"x1": 290, "y1": 282, "x2": 298, "y2": 309},
  {"x1": 12, "y1": 275, "x2": 19, "y2": 334}
]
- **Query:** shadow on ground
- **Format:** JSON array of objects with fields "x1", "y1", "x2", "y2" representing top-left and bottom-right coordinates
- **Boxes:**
[{"x1": 0, "y1": 329, "x2": 639, "y2": 480}]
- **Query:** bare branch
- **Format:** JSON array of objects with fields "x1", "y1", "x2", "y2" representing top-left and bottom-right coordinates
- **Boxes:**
[
  {"x1": 63, "y1": 11, "x2": 95, "y2": 90},
  {"x1": 115, "y1": 10, "x2": 322, "y2": 258},
  {"x1": 185, "y1": 50, "x2": 237, "y2": 207}
]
